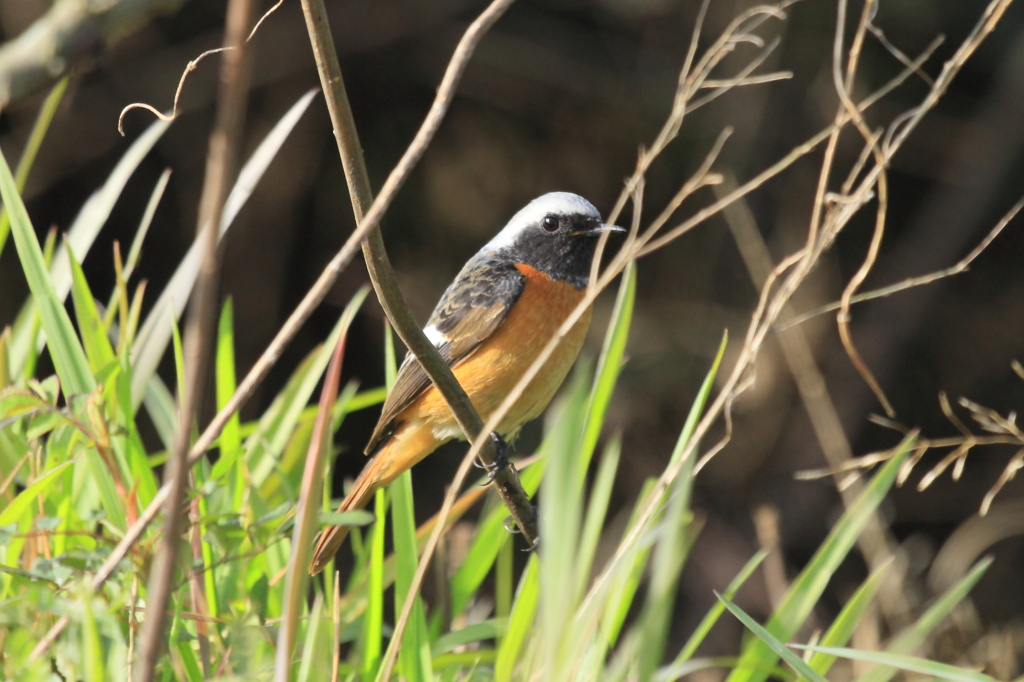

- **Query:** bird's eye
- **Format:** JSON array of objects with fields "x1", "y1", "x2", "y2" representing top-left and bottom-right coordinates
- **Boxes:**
[{"x1": 542, "y1": 215, "x2": 559, "y2": 232}]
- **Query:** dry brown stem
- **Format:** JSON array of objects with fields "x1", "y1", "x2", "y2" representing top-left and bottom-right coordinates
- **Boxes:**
[{"x1": 132, "y1": 0, "x2": 253, "y2": 679}]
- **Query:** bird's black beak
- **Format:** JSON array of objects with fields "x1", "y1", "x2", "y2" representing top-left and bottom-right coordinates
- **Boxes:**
[{"x1": 574, "y1": 220, "x2": 626, "y2": 237}]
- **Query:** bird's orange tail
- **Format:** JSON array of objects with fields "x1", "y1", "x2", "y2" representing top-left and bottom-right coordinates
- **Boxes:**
[
  {"x1": 308, "y1": 462, "x2": 379, "y2": 574},
  {"x1": 308, "y1": 422, "x2": 444, "y2": 575}
]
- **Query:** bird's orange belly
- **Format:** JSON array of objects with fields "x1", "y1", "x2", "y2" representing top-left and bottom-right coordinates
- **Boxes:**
[{"x1": 409, "y1": 264, "x2": 591, "y2": 440}]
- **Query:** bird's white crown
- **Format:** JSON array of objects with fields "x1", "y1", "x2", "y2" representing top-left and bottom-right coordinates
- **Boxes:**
[{"x1": 483, "y1": 192, "x2": 601, "y2": 253}]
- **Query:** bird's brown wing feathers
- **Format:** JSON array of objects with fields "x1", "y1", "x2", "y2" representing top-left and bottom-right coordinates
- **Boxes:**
[{"x1": 364, "y1": 259, "x2": 525, "y2": 454}]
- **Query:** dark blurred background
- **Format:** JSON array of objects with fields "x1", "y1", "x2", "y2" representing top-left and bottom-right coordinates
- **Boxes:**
[{"x1": 2, "y1": 0, "x2": 1023, "y2": 673}]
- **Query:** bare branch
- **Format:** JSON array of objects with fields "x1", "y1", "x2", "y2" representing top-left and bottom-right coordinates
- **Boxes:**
[
  {"x1": 780, "y1": 192, "x2": 1024, "y2": 328},
  {"x1": 132, "y1": 0, "x2": 254, "y2": 679}
]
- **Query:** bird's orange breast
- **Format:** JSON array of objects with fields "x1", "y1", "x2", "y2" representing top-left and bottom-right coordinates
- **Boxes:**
[{"x1": 407, "y1": 263, "x2": 591, "y2": 439}]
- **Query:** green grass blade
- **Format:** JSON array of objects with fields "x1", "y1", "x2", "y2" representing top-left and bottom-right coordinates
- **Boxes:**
[
  {"x1": 362, "y1": 490, "x2": 388, "y2": 680},
  {"x1": 727, "y1": 435, "x2": 915, "y2": 682},
  {"x1": 587, "y1": 335, "x2": 727, "y2": 648},
  {"x1": 495, "y1": 555, "x2": 540, "y2": 682},
  {"x1": 808, "y1": 559, "x2": 892, "y2": 675},
  {"x1": 431, "y1": 619, "x2": 506, "y2": 657},
  {"x1": 170, "y1": 313, "x2": 185, "y2": 401},
  {"x1": 141, "y1": 374, "x2": 176, "y2": 449},
  {"x1": 296, "y1": 596, "x2": 335, "y2": 682},
  {"x1": 856, "y1": 557, "x2": 993, "y2": 682},
  {"x1": 600, "y1": 479, "x2": 658, "y2": 645},
  {"x1": 123, "y1": 168, "x2": 170, "y2": 282},
  {"x1": 244, "y1": 289, "x2": 366, "y2": 500},
  {"x1": 214, "y1": 298, "x2": 243, "y2": 510},
  {"x1": 114, "y1": 351, "x2": 158, "y2": 506},
  {"x1": 0, "y1": 328, "x2": 11, "y2": 387},
  {"x1": 80, "y1": 433, "x2": 128, "y2": 531},
  {"x1": 67, "y1": 246, "x2": 116, "y2": 373},
  {"x1": 719, "y1": 594, "x2": 828, "y2": 682},
  {"x1": 130, "y1": 90, "x2": 317, "y2": 408},
  {"x1": 538, "y1": 369, "x2": 591, "y2": 677},
  {"x1": 101, "y1": 168, "x2": 170, "y2": 332},
  {"x1": 803, "y1": 646, "x2": 1000, "y2": 681},
  {"x1": 575, "y1": 436, "x2": 621, "y2": 602},
  {"x1": 13, "y1": 228, "x2": 56, "y2": 381},
  {"x1": 192, "y1": 462, "x2": 220, "y2": 623},
  {"x1": 671, "y1": 331, "x2": 727, "y2": 469},
  {"x1": 6, "y1": 117, "x2": 169, "y2": 379},
  {"x1": 49, "y1": 119, "x2": 169, "y2": 304},
  {"x1": 389, "y1": 470, "x2": 433, "y2": 682},
  {"x1": 0, "y1": 76, "x2": 68, "y2": 258},
  {"x1": 579, "y1": 260, "x2": 635, "y2": 472},
  {"x1": 672, "y1": 550, "x2": 768, "y2": 666},
  {"x1": 0, "y1": 146, "x2": 95, "y2": 397},
  {"x1": 636, "y1": 481, "x2": 697, "y2": 682},
  {"x1": 80, "y1": 588, "x2": 104, "y2": 682},
  {"x1": 175, "y1": 636, "x2": 203, "y2": 682}
]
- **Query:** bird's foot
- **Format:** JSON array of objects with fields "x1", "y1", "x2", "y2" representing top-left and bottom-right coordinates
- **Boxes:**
[
  {"x1": 474, "y1": 432, "x2": 509, "y2": 484},
  {"x1": 502, "y1": 505, "x2": 541, "y2": 551}
]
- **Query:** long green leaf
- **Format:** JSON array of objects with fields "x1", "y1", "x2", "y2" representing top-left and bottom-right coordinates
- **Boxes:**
[
  {"x1": 67, "y1": 246, "x2": 116, "y2": 373},
  {"x1": 296, "y1": 596, "x2": 335, "y2": 682},
  {"x1": 131, "y1": 89, "x2": 317, "y2": 407},
  {"x1": 719, "y1": 594, "x2": 828, "y2": 682},
  {"x1": 0, "y1": 460, "x2": 74, "y2": 527},
  {"x1": 214, "y1": 298, "x2": 244, "y2": 512},
  {"x1": 495, "y1": 556, "x2": 540, "y2": 681},
  {"x1": 8, "y1": 118, "x2": 169, "y2": 377},
  {"x1": 0, "y1": 148, "x2": 94, "y2": 397},
  {"x1": 248, "y1": 288, "x2": 368, "y2": 499},
  {"x1": 0, "y1": 77, "x2": 69, "y2": 258},
  {"x1": 52, "y1": 120, "x2": 170, "y2": 303},
  {"x1": 579, "y1": 260, "x2": 635, "y2": 472},
  {"x1": 575, "y1": 437, "x2": 621, "y2": 603},
  {"x1": 727, "y1": 435, "x2": 915, "y2": 682},
  {"x1": 431, "y1": 619, "x2": 506, "y2": 657},
  {"x1": 857, "y1": 557, "x2": 993, "y2": 682},
  {"x1": 671, "y1": 551, "x2": 768, "y2": 670},
  {"x1": 808, "y1": 559, "x2": 892, "y2": 675},
  {"x1": 81, "y1": 588, "x2": 104, "y2": 682},
  {"x1": 538, "y1": 369, "x2": 591, "y2": 678},
  {"x1": 362, "y1": 490, "x2": 388, "y2": 680},
  {"x1": 389, "y1": 470, "x2": 433, "y2": 682},
  {"x1": 804, "y1": 646, "x2": 1000, "y2": 681},
  {"x1": 636, "y1": 472, "x2": 696, "y2": 682}
]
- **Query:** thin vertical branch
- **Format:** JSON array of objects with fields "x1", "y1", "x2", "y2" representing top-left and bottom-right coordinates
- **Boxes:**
[
  {"x1": 133, "y1": 0, "x2": 254, "y2": 679},
  {"x1": 273, "y1": 332, "x2": 348, "y2": 679}
]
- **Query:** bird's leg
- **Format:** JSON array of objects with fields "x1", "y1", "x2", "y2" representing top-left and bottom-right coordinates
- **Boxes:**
[{"x1": 473, "y1": 432, "x2": 509, "y2": 484}]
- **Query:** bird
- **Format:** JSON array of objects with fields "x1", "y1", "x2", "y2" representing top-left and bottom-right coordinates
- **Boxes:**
[{"x1": 309, "y1": 192, "x2": 623, "y2": 575}]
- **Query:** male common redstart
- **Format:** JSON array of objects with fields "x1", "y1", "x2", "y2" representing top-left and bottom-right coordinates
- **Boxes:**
[{"x1": 310, "y1": 192, "x2": 622, "y2": 574}]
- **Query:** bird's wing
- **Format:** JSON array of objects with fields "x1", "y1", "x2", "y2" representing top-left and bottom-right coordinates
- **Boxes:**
[{"x1": 364, "y1": 258, "x2": 525, "y2": 454}]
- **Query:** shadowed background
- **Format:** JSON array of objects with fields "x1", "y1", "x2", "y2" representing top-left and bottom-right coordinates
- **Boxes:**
[{"x1": 2, "y1": 0, "x2": 1023, "y2": 672}]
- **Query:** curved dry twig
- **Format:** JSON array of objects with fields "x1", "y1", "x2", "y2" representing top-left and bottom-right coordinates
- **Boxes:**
[
  {"x1": 832, "y1": 0, "x2": 896, "y2": 417},
  {"x1": 778, "y1": 191, "x2": 1024, "y2": 329},
  {"x1": 117, "y1": 47, "x2": 230, "y2": 135},
  {"x1": 116, "y1": 0, "x2": 284, "y2": 135}
]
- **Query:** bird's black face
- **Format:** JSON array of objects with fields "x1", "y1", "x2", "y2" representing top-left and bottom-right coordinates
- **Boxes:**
[
  {"x1": 479, "y1": 193, "x2": 621, "y2": 287},
  {"x1": 508, "y1": 210, "x2": 612, "y2": 287}
]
